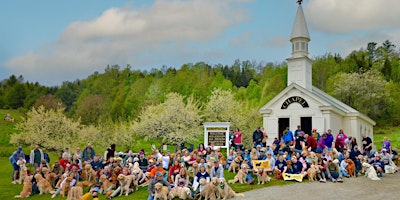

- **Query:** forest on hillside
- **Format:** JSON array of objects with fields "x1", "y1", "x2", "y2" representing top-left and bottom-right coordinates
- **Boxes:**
[{"x1": 1, "y1": 40, "x2": 400, "y2": 129}]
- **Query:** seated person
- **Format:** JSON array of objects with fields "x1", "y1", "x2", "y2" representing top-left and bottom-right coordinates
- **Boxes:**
[
  {"x1": 169, "y1": 160, "x2": 181, "y2": 182},
  {"x1": 326, "y1": 159, "x2": 343, "y2": 182},
  {"x1": 150, "y1": 162, "x2": 166, "y2": 179},
  {"x1": 274, "y1": 155, "x2": 288, "y2": 174},
  {"x1": 193, "y1": 164, "x2": 210, "y2": 191},
  {"x1": 226, "y1": 150, "x2": 236, "y2": 169},
  {"x1": 148, "y1": 172, "x2": 171, "y2": 200},
  {"x1": 316, "y1": 158, "x2": 327, "y2": 182},
  {"x1": 369, "y1": 154, "x2": 384, "y2": 177},
  {"x1": 210, "y1": 160, "x2": 224, "y2": 179},
  {"x1": 265, "y1": 152, "x2": 276, "y2": 173},
  {"x1": 380, "y1": 149, "x2": 391, "y2": 166},
  {"x1": 287, "y1": 156, "x2": 306, "y2": 177},
  {"x1": 241, "y1": 159, "x2": 254, "y2": 184}
]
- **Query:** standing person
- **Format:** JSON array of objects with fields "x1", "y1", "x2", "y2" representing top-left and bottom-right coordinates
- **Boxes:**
[
  {"x1": 74, "y1": 147, "x2": 83, "y2": 160},
  {"x1": 294, "y1": 131, "x2": 305, "y2": 153},
  {"x1": 11, "y1": 146, "x2": 25, "y2": 184},
  {"x1": 29, "y1": 145, "x2": 44, "y2": 172},
  {"x1": 261, "y1": 127, "x2": 268, "y2": 147},
  {"x1": 305, "y1": 134, "x2": 317, "y2": 152},
  {"x1": 234, "y1": 127, "x2": 243, "y2": 150},
  {"x1": 382, "y1": 137, "x2": 391, "y2": 153},
  {"x1": 316, "y1": 134, "x2": 327, "y2": 153},
  {"x1": 324, "y1": 129, "x2": 334, "y2": 152},
  {"x1": 82, "y1": 143, "x2": 96, "y2": 162},
  {"x1": 361, "y1": 134, "x2": 373, "y2": 157},
  {"x1": 253, "y1": 126, "x2": 264, "y2": 148},
  {"x1": 147, "y1": 172, "x2": 170, "y2": 200},
  {"x1": 294, "y1": 125, "x2": 303, "y2": 138},
  {"x1": 62, "y1": 147, "x2": 72, "y2": 161},
  {"x1": 282, "y1": 127, "x2": 294, "y2": 145},
  {"x1": 105, "y1": 144, "x2": 116, "y2": 161}
]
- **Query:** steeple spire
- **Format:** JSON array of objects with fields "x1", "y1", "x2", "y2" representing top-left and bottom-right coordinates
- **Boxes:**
[{"x1": 290, "y1": 2, "x2": 310, "y2": 57}]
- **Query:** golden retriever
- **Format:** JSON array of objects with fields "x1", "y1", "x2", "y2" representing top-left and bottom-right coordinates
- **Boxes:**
[
  {"x1": 362, "y1": 163, "x2": 381, "y2": 181},
  {"x1": 35, "y1": 174, "x2": 55, "y2": 195},
  {"x1": 140, "y1": 172, "x2": 152, "y2": 187},
  {"x1": 228, "y1": 155, "x2": 242, "y2": 173},
  {"x1": 154, "y1": 183, "x2": 169, "y2": 200},
  {"x1": 168, "y1": 187, "x2": 193, "y2": 200},
  {"x1": 117, "y1": 174, "x2": 134, "y2": 196},
  {"x1": 306, "y1": 164, "x2": 317, "y2": 181},
  {"x1": 110, "y1": 167, "x2": 121, "y2": 184},
  {"x1": 14, "y1": 175, "x2": 33, "y2": 198},
  {"x1": 75, "y1": 180, "x2": 92, "y2": 188},
  {"x1": 210, "y1": 177, "x2": 221, "y2": 199},
  {"x1": 99, "y1": 174, "x2": 114, "y2": 194},
  {"x1": 45, "y1": 172, "x2": 57, "y2": 188},
  {"x1": 199, "y1": 178, "x2": 215, "y2": 200},
  {"x1": 60, "y1": 176, "x2": 73, "y2": 197},
  {"x1": 67, "y1": 186, "x2": 82, "y2": 200},
  {"x1": 217, "y1": 152, "x2": 227, "y2": 167},
  {"x1": 228, "y1": 165, "x2": 248, "y2": 184},
  {"x1": 256, "y1": 168, "x2": 271, "y2": 184},
  {"x1": 84, "y1": 163, "x2": 97, "y2": 181},
  {"x1": 218, "y1": 178, "x2": 244, "y2": 200},
  {"x1": 345, "y1": 159, "x2": 356, "y2": 178},
  {"x1": 17, "y1": 166, "x2": 28, "y2": 184}
]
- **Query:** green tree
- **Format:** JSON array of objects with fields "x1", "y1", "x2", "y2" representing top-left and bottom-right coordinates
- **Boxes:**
[{"x1": 327, "y1": 70, "x2": 388, "y2": 119}]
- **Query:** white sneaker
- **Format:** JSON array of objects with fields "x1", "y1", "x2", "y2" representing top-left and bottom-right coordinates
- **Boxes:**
[
  {"x1": 11, "y1": 181, "x2": 16, "y2": 184},
  {"x1": 332, "y1": 178, "x2": 336, "y2": 182},
  {"x1": 51, "y1": 194, "x2": 56, "y2": 198}
]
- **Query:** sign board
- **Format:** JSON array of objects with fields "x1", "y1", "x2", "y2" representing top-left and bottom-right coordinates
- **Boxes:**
[
  {"x1": 252, "y1": 160, "x2": 270, "y2": 171},
  {"x1": 204, "y1": 122, "x2": 230, "y2": 156},
  {"x1": 281, "y1": 96, "x2": 309, "y2": 109}
]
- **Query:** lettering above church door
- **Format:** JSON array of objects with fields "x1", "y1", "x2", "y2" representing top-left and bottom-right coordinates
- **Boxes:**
[{"x1": 281, "y1": 96, "x2": 309, "y2": 109}]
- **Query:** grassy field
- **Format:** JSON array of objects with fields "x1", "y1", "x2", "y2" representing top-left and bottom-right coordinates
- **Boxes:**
[{"x1": 1, "y1": 108, "x2": 400, "y2": 199}]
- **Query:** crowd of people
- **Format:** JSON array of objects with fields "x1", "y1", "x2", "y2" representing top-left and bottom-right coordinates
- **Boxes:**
[{"x1": 9, "y1": 125, "x2": 400, "y2": 199}]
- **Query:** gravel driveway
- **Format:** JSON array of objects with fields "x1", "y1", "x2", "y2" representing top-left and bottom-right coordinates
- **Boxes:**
[{"x1": 233, "y1": 173, "x2": 400, "y2": 200}]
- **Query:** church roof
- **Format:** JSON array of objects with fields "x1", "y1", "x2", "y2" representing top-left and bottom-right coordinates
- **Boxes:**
[
  {"x1": 259, "y1": 83, "x2": 376, "y2": 125},
  {"x1": 290, "y1": 4, "x2": 310, "y2": 41}
]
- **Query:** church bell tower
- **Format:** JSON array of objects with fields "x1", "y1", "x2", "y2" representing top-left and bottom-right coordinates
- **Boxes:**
[{"x1": 287, "y1": 1, "x2": 312, "y2": 91}]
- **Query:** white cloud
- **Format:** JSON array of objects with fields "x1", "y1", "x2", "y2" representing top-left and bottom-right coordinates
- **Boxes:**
[
  {"x1": 265, "y1": 36, "x2": 287, "y2": 47},
  {"x1": 329, "y1": 30, "x2": 400, "y2": 57},
  {"x1": 5, "y1": 0, "x2": 248, "y2": 85},
  {"x1": 306, "y1": 0, "x2": 400, "y2": 34}
]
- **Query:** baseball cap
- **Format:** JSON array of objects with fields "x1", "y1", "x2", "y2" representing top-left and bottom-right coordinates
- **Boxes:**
[
  {"x1": 155, "y1": 162, "x2": 161, "y2": 166},
  {"x1": 354, "y1": 145, "x2": 358, "y2": 149},
  {"x1": 256, "y1": 145, "x2": 261, "y2": 148},
  {"x1": 382, "y1": 148, "x2": 387, "y2": 152},
  {"x1": 17, "y1": 146, "x2": 22, "y2": 151}
]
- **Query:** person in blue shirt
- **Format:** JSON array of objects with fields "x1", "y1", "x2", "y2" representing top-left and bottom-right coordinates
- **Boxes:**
[
  {"x1": 369, "y1": 154, "x2": 384, "y2": 177},
  {"x1": 283, "y1": 127, "x2": 294, "y2": 144},
  {"x1": 324, "y1": 129, "x2": 334, "y2": 152},
  {"x1": 11, "y1": 146, "x2": 25, "y2": 184}
]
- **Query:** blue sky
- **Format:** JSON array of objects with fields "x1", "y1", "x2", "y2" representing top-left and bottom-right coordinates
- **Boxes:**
[{"x1": 1, "y1": 0, "x2": 400, "y2": 86}]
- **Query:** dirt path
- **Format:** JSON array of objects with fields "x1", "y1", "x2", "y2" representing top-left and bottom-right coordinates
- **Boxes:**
[{"x1": 233, "y1": 173, "x2": 400, "y2": 200}]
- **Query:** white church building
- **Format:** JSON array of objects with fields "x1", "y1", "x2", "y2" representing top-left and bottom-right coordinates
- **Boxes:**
[{"x1": 259, "y1": 2, "x2": 375, "y2": 146}]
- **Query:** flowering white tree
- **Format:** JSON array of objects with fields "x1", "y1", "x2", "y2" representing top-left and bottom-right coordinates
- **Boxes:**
[
  {"x1": 203, "y1": 89, "x2": 260, "y2": 147},
  {"x1": 10, "y1": 105, "x2": 134, "y2": 152},
  {"x1": 131, "y1": 93, "x2": 202, "y2": 147},
  {"x1": 10, "y1": 105, "x2": 82, "y2": 151}
]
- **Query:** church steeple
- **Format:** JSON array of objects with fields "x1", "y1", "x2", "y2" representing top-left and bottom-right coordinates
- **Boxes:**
[
  {"x1": 287, "y1": 1, "x2": 312, "y2": 91},
  {"x1": 290, "y1": 3, "x2": 310, "y2": 58}
]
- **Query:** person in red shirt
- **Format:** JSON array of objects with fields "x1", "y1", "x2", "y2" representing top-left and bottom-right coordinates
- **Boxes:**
[
  {"x1": 305, "y1": 134, "x2": 317, "y2": 152},
  {"x1": 234, "y1": 127, "x2": 243, "y2": 150},
  {"x1": 59, "y1": 155, "x2": 70, "y2": 171}
]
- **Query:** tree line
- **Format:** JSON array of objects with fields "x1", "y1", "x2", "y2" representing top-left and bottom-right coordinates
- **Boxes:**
[{"x1": 1, "y1": 40, "x2": 400, "y2": 128}]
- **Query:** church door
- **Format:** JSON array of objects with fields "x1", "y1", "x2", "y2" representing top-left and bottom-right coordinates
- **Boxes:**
[{"x1": 301, "y1": 117, "x2": 312, "y2": 135}]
